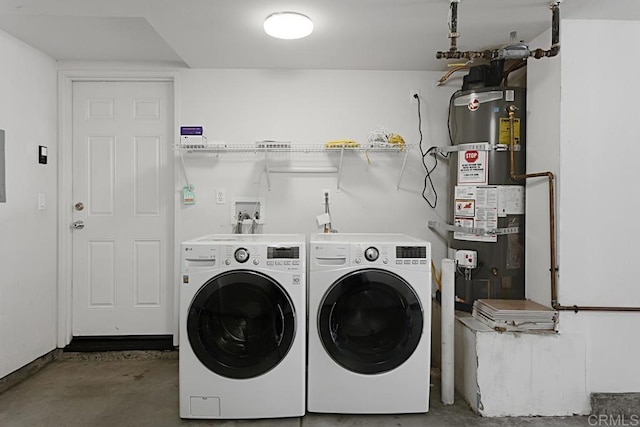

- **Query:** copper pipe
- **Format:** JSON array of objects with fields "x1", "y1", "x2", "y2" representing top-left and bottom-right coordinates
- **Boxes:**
[
  {"x1": 437, "y1": 65, "x2": 468, "y2": 85},
  {"x1": 508, "y1": 107, "x2": 639, "y2": 312},
  {"x1": 508, "y1": 107, "x2": 558, "y2": 305},
  {"x1": 502, "y1": 60, "x2": 527, "y2": 86},
  {"x1": 553, "y1": 305, "x2": 640, "y2": 313}
]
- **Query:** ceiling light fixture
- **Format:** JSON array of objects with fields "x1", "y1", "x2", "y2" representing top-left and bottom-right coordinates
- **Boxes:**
[{"x1": 264, "y1": 12, "x2": 313, "y2": 40}]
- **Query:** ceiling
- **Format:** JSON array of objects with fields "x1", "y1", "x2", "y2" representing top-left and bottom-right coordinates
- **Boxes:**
[{"x1": 0, "y1": 0, "x2": 636, "y2": 72}]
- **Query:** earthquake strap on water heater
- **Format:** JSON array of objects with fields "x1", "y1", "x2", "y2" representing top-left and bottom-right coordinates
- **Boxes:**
[
  {"x1": 428, "y1": 220, "x2": 519, "y2": 236},
  {"x1": 432, "y1": 142, "x2": 519, "y2": 155}
]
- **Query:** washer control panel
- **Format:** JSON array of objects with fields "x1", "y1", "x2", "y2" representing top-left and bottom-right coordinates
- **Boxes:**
[{"x1": 221, "y1": 244, "x2": 303, "y2": 271}]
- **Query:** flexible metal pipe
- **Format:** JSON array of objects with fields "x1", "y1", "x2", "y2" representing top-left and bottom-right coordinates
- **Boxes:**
[
  {"x1": 507, "y1": 108, "x2": 640, "y2": 312},
  {"x1": 436, "y1": 65, "x2": 469, "y2": 85}
]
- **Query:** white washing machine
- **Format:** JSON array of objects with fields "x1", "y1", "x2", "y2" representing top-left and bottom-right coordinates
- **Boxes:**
[
  {"x1": 307, "y1": 233, "x2": 431, "y2": 414},
  {"x1": 179, "y1": 234, "x2": 305, "y2": 419}
]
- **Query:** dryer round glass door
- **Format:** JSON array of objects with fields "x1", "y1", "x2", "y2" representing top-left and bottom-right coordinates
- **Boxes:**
[
  {"x1": 187, "y1": 270, "x2": 296, "y2": 379},
  {"x1": 318, "y1": 268, "x2": 423, "y2": 375}
]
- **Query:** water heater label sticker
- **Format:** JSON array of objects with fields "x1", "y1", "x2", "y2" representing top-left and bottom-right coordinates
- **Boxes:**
[
  {"x1": 499, "y1": 118, "x2": 521, "y2": 145},
  {"x1": 455, "y1": 199, "x2": 475, "y2": 217},
  {"x1": 498, "y1": 186, "x2": 525, "y2": 217},
  {"x1": 454, "y1": 186, "x2": 498, "y2": 242},
  {"x1": 458, "y1": 150, "x2": 488, "y2": 185}
]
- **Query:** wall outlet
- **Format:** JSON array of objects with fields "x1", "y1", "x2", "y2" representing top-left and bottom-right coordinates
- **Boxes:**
[
  {"x1": 321, "y1": 188, "x2": 330, "y2": 205},
  {"x1": 410, "y1": 90, "x2": 420, "y2": 104},
  {"x1": 216, "y1": 189, "x2": 226, "y2": 204}
]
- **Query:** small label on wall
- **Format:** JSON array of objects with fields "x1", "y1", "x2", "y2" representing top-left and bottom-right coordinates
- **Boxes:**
[{"x1": 183, "y1": 185, "x2": 196, "y2": 205}]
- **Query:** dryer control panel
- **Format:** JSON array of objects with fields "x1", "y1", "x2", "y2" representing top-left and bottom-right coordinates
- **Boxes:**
[{"x1": 351, "y1": 243, "x2": 429, "y2": 269}]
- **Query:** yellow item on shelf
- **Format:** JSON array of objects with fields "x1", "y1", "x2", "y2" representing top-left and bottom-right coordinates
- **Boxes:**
[
  {"x1": 387, "y1": 133, "x2": 406, "y2": 146},
  {"x1": 325, "y1": 140, "x2": 360, "y2": 148}
]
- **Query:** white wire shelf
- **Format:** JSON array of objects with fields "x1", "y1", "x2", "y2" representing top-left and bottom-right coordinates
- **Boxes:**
[
  {"x1": 175, "y1": 143, "x2": 413, "y2": 191},
  {"x1": 174, "y1": 143, "x2": 412, "y2": 154}
]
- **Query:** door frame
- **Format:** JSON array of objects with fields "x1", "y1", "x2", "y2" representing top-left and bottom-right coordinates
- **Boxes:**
[{"x1": 57, "y1": 70, "x2": 182, "y2": 348}]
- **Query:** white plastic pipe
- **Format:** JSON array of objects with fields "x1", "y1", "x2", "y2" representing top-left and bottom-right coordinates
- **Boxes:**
[{"x1": 441, "y1": 258, "x2": 456, "y2": 405}]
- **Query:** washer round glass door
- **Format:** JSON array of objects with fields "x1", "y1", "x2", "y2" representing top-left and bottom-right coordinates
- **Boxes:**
[
  {"x1": 318, "y1": 268, "x2": 423, "y2": 375},
  {"x1": 187, "y1": 270, "x2": 296, "y2": 379}
]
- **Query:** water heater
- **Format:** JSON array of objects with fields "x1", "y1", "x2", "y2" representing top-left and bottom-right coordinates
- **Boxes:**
[{"x1": 447, "y1": 87, "x2": 526, "y2": 308}]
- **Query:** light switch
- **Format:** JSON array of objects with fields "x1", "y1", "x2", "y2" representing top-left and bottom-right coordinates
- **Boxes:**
[
  {"x1": 39, "y1": 145, "x2": 47, "y2": 165},
  {"x1": 38, "y1": 193, "x2": 46, "y2": 210}
]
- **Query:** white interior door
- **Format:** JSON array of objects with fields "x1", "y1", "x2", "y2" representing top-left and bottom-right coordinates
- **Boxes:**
[{"x1": 72, "y1": 81, "x2": 173, "y2": 336}]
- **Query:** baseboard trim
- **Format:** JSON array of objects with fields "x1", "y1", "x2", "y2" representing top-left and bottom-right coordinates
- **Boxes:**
[
  {"x1": 63, "y1": 335, "x2": 174, "y2": 352},
  {"x1": 0, "y1": 350, "x2": 57, "y2": 395}
]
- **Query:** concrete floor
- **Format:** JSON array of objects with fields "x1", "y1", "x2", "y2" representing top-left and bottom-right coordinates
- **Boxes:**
[{"x1": 0, "y1": 351, "x2": 589, "y2": 427}]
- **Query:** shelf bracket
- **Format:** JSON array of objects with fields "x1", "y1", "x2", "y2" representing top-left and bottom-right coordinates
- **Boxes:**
[
  {"x1": 397, "y1": 148, "x2": 410, "y2": 190},
  {"x1": 264, "y1": 150, "x2": 271, "y2": 191},
  {"x1": 336, "y1": 148, "x2": 345, "y2": 190}
]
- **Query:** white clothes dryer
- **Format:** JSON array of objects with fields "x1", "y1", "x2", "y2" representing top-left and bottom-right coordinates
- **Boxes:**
[
  {"x1": 179, "y1": 234, "x2": 305, "y2": 419},
  {"x1": 307, "y1": 233, "x2": 431, "y2": 414}
]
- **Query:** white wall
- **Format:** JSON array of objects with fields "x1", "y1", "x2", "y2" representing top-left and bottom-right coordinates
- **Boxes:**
[
  {"x1": 0, "y1": 31, "x2": 58, "y2": 378},
  {"x1": 177, "y1": 69, "x2": 454, "y2": 264},
  {"x1": 528, "y1": 19, "x2": 640, "y2": 395},
  {"x1": 559, "y1": 19, "x2": 640, "y2": 393}
]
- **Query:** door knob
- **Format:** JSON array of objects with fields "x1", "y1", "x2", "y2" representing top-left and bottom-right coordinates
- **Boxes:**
[{"x1": 71, "y1": 220, "x2": 85, "y2": 230}]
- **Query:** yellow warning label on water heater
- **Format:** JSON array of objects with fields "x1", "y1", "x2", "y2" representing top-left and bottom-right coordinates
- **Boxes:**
[{"x1": 499, "y1": 118, "x2": 521, "y2": 145}]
